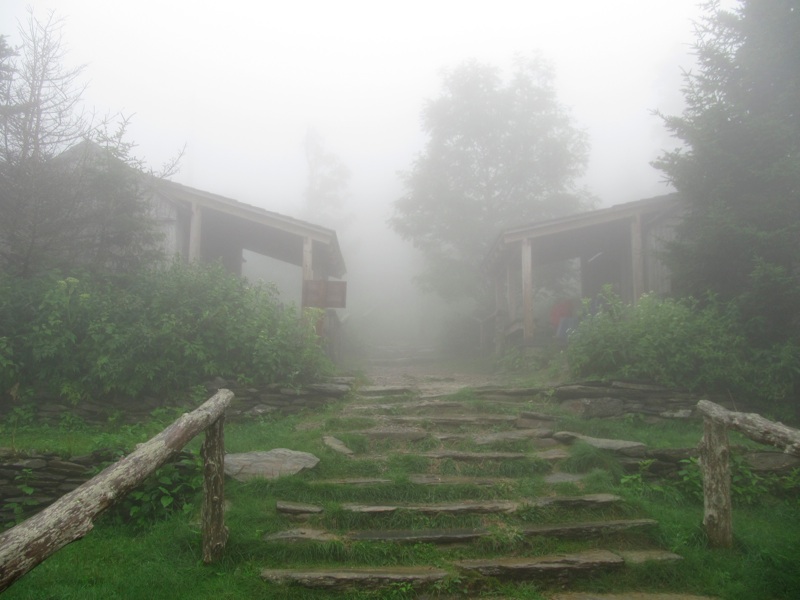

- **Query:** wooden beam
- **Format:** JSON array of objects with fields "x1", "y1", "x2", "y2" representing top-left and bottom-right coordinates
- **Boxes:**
[{"x1": 521, "y1": 238, "x2": 534, "y2": 343}]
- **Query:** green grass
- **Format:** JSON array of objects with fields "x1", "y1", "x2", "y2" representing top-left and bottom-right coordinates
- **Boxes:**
[{"x1": 3, "y1": 383, "x2": 800, "y2": 600}]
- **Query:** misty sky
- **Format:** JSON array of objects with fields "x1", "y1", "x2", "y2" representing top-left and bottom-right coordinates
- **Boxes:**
[
  {"x1": 1, "y1": 1, "x2": 706, "y2": 341},
  {"x1": 2, "y1": 1, "x2": 701, "y2": 211}
]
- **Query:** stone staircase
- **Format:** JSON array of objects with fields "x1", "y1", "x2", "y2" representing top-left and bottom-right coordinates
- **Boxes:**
[{"x1": 257, "y1": 383, "x2": 716, "y2": 599}]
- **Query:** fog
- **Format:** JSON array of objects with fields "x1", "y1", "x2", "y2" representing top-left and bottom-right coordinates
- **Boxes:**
[{"x1": 1, "y1": 0, "x2": 703, "y2": 353}]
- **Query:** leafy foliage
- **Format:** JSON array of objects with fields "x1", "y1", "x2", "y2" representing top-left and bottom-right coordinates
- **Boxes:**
[
  {"x1": 566, "y1": 288, "x2": 800, "y2": 410},
  {"x1": 390, "y1": 57, "x2": 591, "y2": 304},
  {"x1": 0, "y1": 261, "x2": 331, "y2": 404},
  {"x1": 654, "y1": 1, "x2": 800, "y2": 357}
]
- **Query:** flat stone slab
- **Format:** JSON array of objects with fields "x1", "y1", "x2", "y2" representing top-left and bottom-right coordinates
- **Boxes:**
[
  {"x1": 261, "y1": 566, "x2": 449, "y2": 590},
  {"x1": 473, "y1": 428, "x2": 554, "y2": 445},
  {"x1": 535, "y1": 448, "x2": 572, "y2": 462},
  {"x1": 276, "y1": 500, "x2": 323, "y2": 515},
  {"x1": 341, "y1": 500, "x2": 520, "y2": 515},
  {"x1": 417, "y1": 450, "x2": 529, "y2": 461},
  {"x1": 408, "y1": 474, "x2": 514, "y2": 486},
  {"x1": 553, "y1": 432, "x2": 646, "y2": 456},
  {"x1": 522, "y1": 519, "x2": 658, "y2": 539},
  {"x1": 545, "y1": 472, "x2": 587, "y2": 484},
  {"x1": 348, "y1": 399, "x2": 464, "y2": 412},
  {"x1": 618, "y1": 549, "x2": 683, "y2": 565},
  {"x1": 519, "y1": 411, "x2": 557, "y2": 421},
  {"x1": 309, "y1": 477, "x2": 393, "y2": 486},
  {"x1": 530, "y1": 493, "x2": 622, "y2": 509},
  {"x1": 389, "y1": 414, "x2": 518, "y2": 426},
  {"x1": 456, "y1": 549, "x2": 624, "y2": 581},
  {"x1": 357, "y1": 428, "x2": 429, "y2": 441},
  {"x1": 552, "y1": 594, "x2": 719, "y2": 600},
  {"x1": 263, "y1": 528, "x2": 339, "y2": 542},
  {"x1": 358, "y1": 386, "x2": 414, "y2": 397},
  {"x1": 224, "y1": 449, "x2": 319, "y2": 482},
  {"x1": 322, "y1": 436, "x2": 354, "y2": 456},
  {"x1": 350, "y1": 528, "x2": 484, "y2": 544},
  {"x1": 474, "y1": 387, "x2": 547, "y2": 397}
]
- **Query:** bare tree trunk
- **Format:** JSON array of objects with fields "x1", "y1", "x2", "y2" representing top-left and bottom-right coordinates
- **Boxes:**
[
  {"x1": 0, "y1": 389, "x2": 233, "y2": 593},
  {"x1": 201, "y1": 414, "x2": 228, "y2": 563},
  {"x1": 700, "y1": 415, "x2": 733, "y2": 548}
]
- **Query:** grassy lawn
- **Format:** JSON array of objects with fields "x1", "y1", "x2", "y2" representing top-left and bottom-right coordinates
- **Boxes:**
[{"x1": 2, "y1": 387, "x2": 800, "y2": 599}]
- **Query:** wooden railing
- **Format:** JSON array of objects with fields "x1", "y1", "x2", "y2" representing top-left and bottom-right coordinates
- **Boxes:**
[
  {"x1": 0, "y1": 389, "x2": 234, "y2": 593},
  {"x1": 697, "y1": 399, "x2": 800, "y2": 548}
]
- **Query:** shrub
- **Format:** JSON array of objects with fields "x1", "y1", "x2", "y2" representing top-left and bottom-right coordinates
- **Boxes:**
[
  {"x1": 0, "y1": 261, "x2": 331, "y2": 404},
  {"x1": 566, "y1": 287, "x2": 798, "y2": 411}
]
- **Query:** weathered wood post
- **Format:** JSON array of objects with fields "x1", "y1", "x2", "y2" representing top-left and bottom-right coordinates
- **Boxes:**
[
  {"x1": 699, "y1": 413, "x2": 732, "y2": 548},
  {"x1": 201, "y1": 413, "x2": 228, "y2": 563}
]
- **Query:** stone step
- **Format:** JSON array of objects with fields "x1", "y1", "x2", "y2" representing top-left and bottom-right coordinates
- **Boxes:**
[
  {"x1": 346, "y1": 399, "x2": 464, "y2": 412},
  {"x1": 357, "y1": 386, "x2": 415, "y2": 397},
  {"x1": 553, "y1": 431, "x2": 647, "y2": 456},
  {"x1": 408, "y1": 474, "x2": 515, "y2": 486},
  {"x1": 276, "y1": 494, "x2": 624, "y2": 517},
  {"x1": 260, "y1": 550, "x2": 680, "y2": 591},
  {"x1": 391, "y1": 448, "x2": 570, "y2": 462},
  {"x1": 455, "y1": 549, "x2": 624, "y2": 583},
  {"x1": 551, "y1": 594, "x2": 718, "y2": 600},
  {"x1": 521, "y1": 518, "x2": 658, "y2": 539},
  {"x1": 435, "y1": 428, "x2": 554, "y2": 445},
  {"x1": 340, "y1": 500, "x2": 521, "y2": 515},
  {"x1": 261, "y1": 566, "x2": 449, "y2": 590},
  {"x1": 270, "y1": 519, "x2": 657, "y2": 545},
  {"x1": 387, "y1": 414, "x2": 520, "y2": 427},
  {"x1": 306, "y1": 475, "x2": 515, "y2": 487}
]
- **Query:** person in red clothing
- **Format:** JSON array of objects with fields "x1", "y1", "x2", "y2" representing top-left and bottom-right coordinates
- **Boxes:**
[{"x1": 550, "y1": 298, "x2": 575, "y2": 341}]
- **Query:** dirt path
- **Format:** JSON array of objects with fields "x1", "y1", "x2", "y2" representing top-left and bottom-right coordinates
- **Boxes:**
[{"x1": 362, "y1": 359, "x2": 503, "y2": 396}]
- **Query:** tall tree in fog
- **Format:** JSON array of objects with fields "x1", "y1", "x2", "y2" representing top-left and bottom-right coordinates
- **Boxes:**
[
  {"x1": 390, "y1": 58, "x2": 591, "y2": 304},
  {"x1": 302, "y1": 129, "x2": 352, "y2": 232},
  {"x1": 654, "y1": 0, "x2": 800, "y2": 348},
  {"x1": 0, "y1": 13, "x2": 163, "y2": 276}
]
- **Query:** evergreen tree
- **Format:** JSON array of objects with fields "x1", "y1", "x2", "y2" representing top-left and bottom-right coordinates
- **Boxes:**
[{"x1": 655, "y1": 0, "x2": 800, "y2": 347}]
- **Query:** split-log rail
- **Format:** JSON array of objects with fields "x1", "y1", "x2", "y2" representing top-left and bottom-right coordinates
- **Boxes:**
[
  {"x1": 0, "y1": 389, "x2": 233, "y2": 593},
  {"x1": 697, "y1": 399, "x2": 800, "y2": 548}
]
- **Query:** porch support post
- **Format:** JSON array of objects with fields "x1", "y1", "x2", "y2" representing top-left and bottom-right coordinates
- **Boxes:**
[
  {"x1": 631, "y1": 213, "x2": 645, "y2": 303},
  {"x1": 521, "y1": 237, "x2": 534, "y2": 343},
  {"x1": 188, "y1": 202, "x2": 203, "y2": 262}
]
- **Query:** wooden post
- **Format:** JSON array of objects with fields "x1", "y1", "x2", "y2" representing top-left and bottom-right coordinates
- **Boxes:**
[
  {"x1": 201, "y1": 414, "x2": 228, "y2": 563},
  {"x1": 699, "y1": 415, "x2": 733, "y2": 548},
  {"x1": 630, "y1": 213, "x2": 644, "y2": 303},
  {"x1": 188, "y1": 202, "x2": 203, "y2": 262},
  {"x1": 521, "y1": 238, "x2": 534, "y2": 343},
  {"x1": 0, "y1": 390, "x2": 233, "y2": 593}
]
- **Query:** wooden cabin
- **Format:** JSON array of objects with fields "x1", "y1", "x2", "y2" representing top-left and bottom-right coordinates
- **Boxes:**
[{"x1": 484, "y1": 194, "x2": 681, "y2": 352}]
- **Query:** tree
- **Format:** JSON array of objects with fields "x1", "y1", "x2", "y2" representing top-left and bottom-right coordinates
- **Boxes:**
[
  {"x1": 0, "y1": 12, "x2": 164, "y2": 277},
  {"x1": 390, "y1": 57, "x2": 591, "y2": 304},
  {"x1": 301, "y1": 128, "x2": 352, "y2": 232},
  {"x1": 654, "y1": 0, "x2": 800, "y2": 348}
]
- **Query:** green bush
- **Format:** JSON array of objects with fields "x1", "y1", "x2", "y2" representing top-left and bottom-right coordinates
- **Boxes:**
[
  {"x1": 0, "y1": 261, "x2": 331, "y2": 404},
  {"x1": 566, "y1": 288, "x2": 798, "y2": 411}
]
